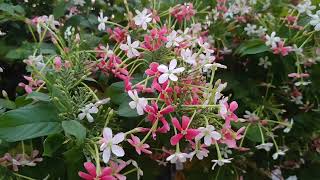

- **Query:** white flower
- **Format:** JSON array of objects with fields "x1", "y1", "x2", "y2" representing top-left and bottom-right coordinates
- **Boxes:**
[
  {"x1": 98, "y1": 11, "x2": 108, "y2": 31},
  {"x1": 256, "y1": 142, "x2": 274, "y2": 151},
  {"x1": 214, "y1": 82, "x2": 227, "y2": 104},
  {"x1": 99, "y1": 44, "x2": 114, "y2": 58},
  {"x1": 198, "y1": 41, "x2": 214, "y2": 54},
  {"x1": 291, "y1": 95, "x2": 303, "y2": 105},
  {"x1": 78, "y1": 103, "x2": 99, "y2": 123},
  {"x1": 220, "y1": 146, "x2": 232, "y2": 158},
  {"x1": 166, "y1": 152, "x2": 189, "y2": 164},
  {"x1": 166, "y1": 30, "x2": 183, "y2": 48},
  {"x1": 181, "y1": 48, "x2": 197, "y2": 65},
  {"x1": 0, "y1": 29, "x2": 6, "y2": 36},
  {"x1": 157, "y1": 59, "x2": 185, "y2": 84},
  {"x1": 64, "y1": 26, "x2": 74, "y2": 39},
  {"x1": 258, "y1": 56, "x2": 272, "y2": 69},
  {"x1": 0, "y1": 67, "x2": 3, "y2": 73},
  {"x1": 296, "y1": 0, "x2": 315, "y2": 14},
  {"x1": 265, "y1": 32, "x2": 281, "y2": 48},
  {"x1": 188, "y1": 148, "x2": 209, "y2": 160},
  {"x1": 199, "y1": 52, "x2": 216, "y2": 65},
  {"x1": 309, "y1": 10, "x2": 320, "y2": 31},
  {"x1": 120, "y1": 36, "x2": 140, "y2": 58},
  {"x1": 23, "y1": 55, "x2": 45, "y2": 70},
  {"x1": 127, "y1": 160, "x2": 143, "y2": 180},
  {"x1": 100, "y1": 128, "x2": 125, "y2": 163},
  {"x1": 244, "y1": 24, "x2": 257, "y2": 36},
  {"x1": 47, "y1": 15, "x2": 60, "y2": 30},
  {"x1": 128, "y1": 90, "x2": 148, "y2": 115},
  {"x1": 196, "y1": 125, "x2": 222, "y2": 146},
  {"x1": 283, "y1": 119, "x2": 293, "y2": 133},
  {"x1": 291, "y1": 44, "x2": 303, "y2": 56},
  {"x1": 133, "y1": 9, "x2": 152, "y2": 30},
  {"x1": 243, "y1": 110, "x2": 259, "y2": 121},
  {"x1": 256, "y1": 26, "x2": 267, "y2": 36},
  {"x1": 211, "y1": 158, "x2": 233, "y2": 170},
  {"x1": 272, "y1": 149, "x2": 288, "y2": 160},
  {"x1": 73, "y1": 0, "x2": 85, "y2": 6}
]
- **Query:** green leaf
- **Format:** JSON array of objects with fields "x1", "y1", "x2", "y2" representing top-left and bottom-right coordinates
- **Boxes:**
[
  {"x1": 26, "y1": 92, "x2": 50, "y2": 102},
  {"x1": 43, "y1": 134, "x2": 64, "y2": 157},
  {"x1": 0, "y1": 102, "x2": 62, "y2": 142},
  {"x1": 0, "y1": 98, "x2": 16, "y2": 109},
  {"x1": 63, "y1": 145, "x2": 85, "y2": 180},
  {"x1": 235, "y1": 39, "x2": 269, "y2": 56},
  {"x1": 62, "y1": 120, "x2": 86, "y2": 143},
  {"x1": 245, "y1": 124, "x2": 264, "y2": 143},
  {"x1": 117, "y1": 101, "x2": 139, "y2": 117}
]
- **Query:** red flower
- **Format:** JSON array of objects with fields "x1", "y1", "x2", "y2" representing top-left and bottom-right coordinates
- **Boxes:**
[
  {"x1": 272, "y1": 41, "x2": 292, "y2": 56},
  {"x1": 78, "y1": 162, "x2": 116, "y2": 180},
  {"x1": 170, "y1": 116, "x2": 199, "y2": 145}
]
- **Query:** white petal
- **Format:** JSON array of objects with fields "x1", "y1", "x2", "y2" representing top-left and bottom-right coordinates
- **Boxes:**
[
  {"x1": 78, "y1": 113, "x2": 86, "y2": 120},
  {"x1": 158, "y1": 73, "x2": 169, "y2": 84},
  {"x1": 103, "y1": 128, "x2": 113, "y2": 140},
  {"x1": 172, "y1": 67, "x2": 185, "y2": 74},
  {"x1": 128, "y1": 90, "x2": 136, "y2": 100},
  {"x1": 88, "y1": 106, "x2": 99, "y2": 113},
  {"x1": 86, "y1": 114, "x2": 94, "y2": 123},
  {"x1": 157, "y1": 65, "x2": 168, "y2": 73},
  {"x1": 204, "y1": 135, "x2": 212, "y2": 146},
  {"x1": 103, "y1": 148, "x2": 111, "y2": 163},
  {"x1": 120, "y1": 44, "x2": 129, "y2": 51},
  {"x1": 169, "y1": 59, "x2": 177, "y2": 70},
  {"x1": 112, "y1": 133, "x2": 125, "y2": 144},
  {"x1": 169, "y1": 74, "x2": 178, "y2": 81},
  {"x1": 129, "y1": 101, "x2": 137, "y2": 109},
  {"x1": 111, "y1": 145, "x2": 125, "y2": 157},
  {"x1": 211, "y1": 131, "x2": 222, "y2": 140},
  {"x1": 136, "y1": 104, "x2": 145, "y2": 115}
]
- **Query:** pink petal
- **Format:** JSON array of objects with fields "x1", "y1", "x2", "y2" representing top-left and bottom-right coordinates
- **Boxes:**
[
  {"x1": 160, "y1": 105, "x2": 174, "y2": 114},
  {"x1": 83, "y1": 162, "x2": 97, "y2": 177},
  {"x1": 101, "y1": 176, "x2": 117, "y2": 180},
  {"x1": 185, "y1": 129, "x2": 200, "y2": 140},
  {"x1": 171, "y1": 118, "x2": 182, "y2": 131},
  {"x1": 100, "y1": 167, "x2": 113, "y2": 176},
  {"x1": 181, "y1": 116, "x2": 190, "y2": 130},
  {"x1": 229, "y1": 101, "x2": 238, "y2": 112},
  {"x1": 170, "y1": 133, "x2": 183, "y2": 145},
  {"x1": 78, "y1": 172, "x2": 94, "y2": 180}
]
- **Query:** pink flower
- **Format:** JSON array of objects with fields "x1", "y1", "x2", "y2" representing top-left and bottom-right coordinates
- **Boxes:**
[
  {"x1": 144, "y1": 102, "x2": 174, "y2": 137},
  {"x1": 170, "y1": 116, "x2": 199, "y2": 145},
  {"x1": 145, "y1": 62, "x2": 160, "y2": 76},
  {"x1": 109, "y1": 160, "x2": 127, "y2": 180},
  {"x1": 219, "y1": 101, "x2": 238, "y2": 128},
  {"x1": 78, "y1": 162, "x2": 115, "y2": 180},
  {"x1": 18, "y1": 76, "x2": 44, "y2": 94},
  {"x1": 107, "y1": 27, "x2": 127, "y2": 43},
  {"x1": 54, "y1": 56, "x2": 62, "y2": 71},
  {"x1": 141, "y1": 27, "x2": 168, "y2": 51},
  {"x1": 220, "y1": 127, "x2": 245, "y2": 148},
  {"x1": 127, "y1": 134, "x2": 152, "y2": 155},
  {"x1": 170, "y1": 3, "x2": 196, "y2": 23},
  {"x1": 272, "y1": 41, "x2": 292, "y2": 56}
]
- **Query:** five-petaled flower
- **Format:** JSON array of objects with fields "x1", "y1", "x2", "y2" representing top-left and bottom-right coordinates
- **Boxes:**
[
  {"x1": 78, "y1": 162, "x2": 115, "y2": 180},
  {"x1": 157, "y1": 59, "x2": 185, "y2": 84},
  {"x1": 128, "y1": 90, "x2": 148, "y2": 115},
  {"x1": 99, "y1": 128, "x2": 125, "y2": 163},
  {"x1": 120, "y1": 36, "x2": 140, "y2": 58},
  {"x1": 134, "y1": 9, "x2": 152, "y2": 30},
  {"x1": 127, "y1": 134, "x2": 152, "y2": 155},
  {"x1": 170, "y1": 116, "x2": 199, "y2": 145},
  {"x1": 98, "y1": 11, "x2": 108, "y2": 31}
]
